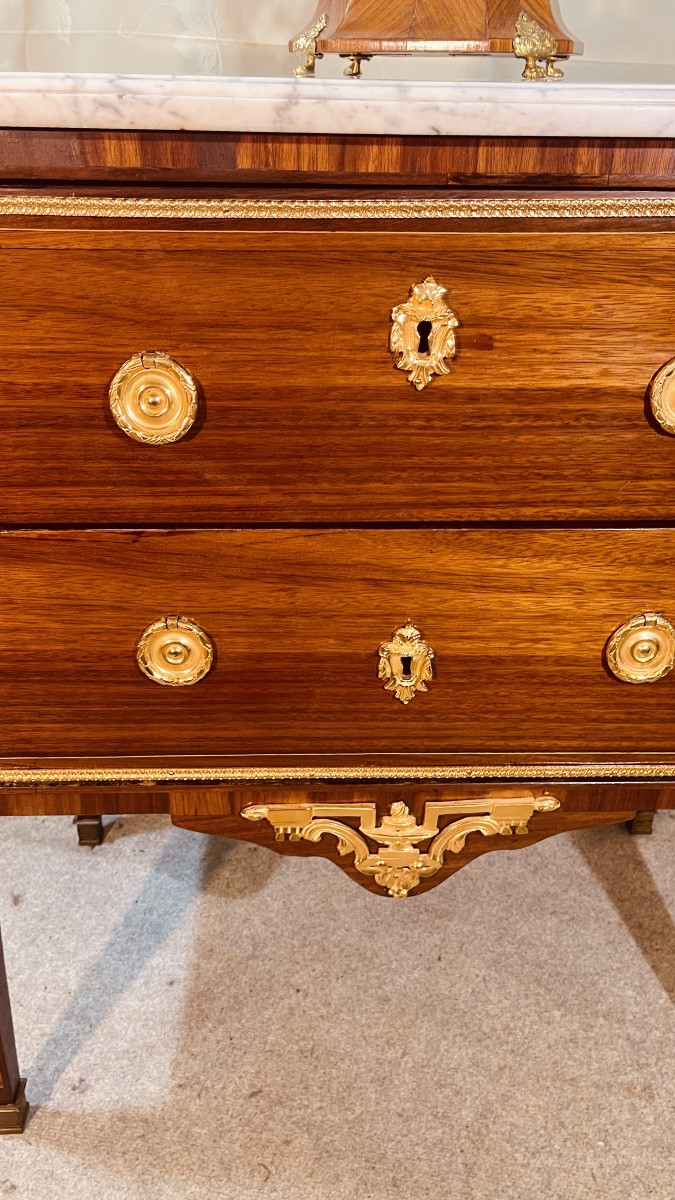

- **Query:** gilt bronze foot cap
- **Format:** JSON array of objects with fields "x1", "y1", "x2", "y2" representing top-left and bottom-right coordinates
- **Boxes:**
[
  {"x1": 0, "y1": 1079, "x2": 29, "y2": 1134},
  {"x1": 74, "y1": 815, "x2": 105, "y2": 847},
  {"x1": 627, "y1": 810, "x2": 657, "y2": 836}
]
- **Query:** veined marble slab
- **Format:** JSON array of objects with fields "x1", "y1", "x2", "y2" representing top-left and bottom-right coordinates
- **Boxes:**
[{"x1": 1, "y1": 70, "x2": 675, "y2": 137}]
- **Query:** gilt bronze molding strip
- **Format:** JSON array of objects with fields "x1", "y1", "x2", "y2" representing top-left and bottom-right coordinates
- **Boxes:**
[
  {"x1": 0, "y1": 763, "x2": 674, "y2": 786},
  {"x1": 1, "y1": 197, "x2": 675, "y2": 220}
]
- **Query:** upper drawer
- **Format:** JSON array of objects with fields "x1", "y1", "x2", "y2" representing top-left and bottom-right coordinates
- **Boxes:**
[{"x1": 3, "y1": 224, "x2": 675, "y2": 523}]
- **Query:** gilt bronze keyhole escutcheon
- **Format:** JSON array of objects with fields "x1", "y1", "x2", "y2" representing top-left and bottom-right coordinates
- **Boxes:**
[
  {"x1": 378, "y1": 621, "x2": 434, "y2": 703},
  {"x1": 390, "y1": 278, "x2": 458, "y2": 390}
]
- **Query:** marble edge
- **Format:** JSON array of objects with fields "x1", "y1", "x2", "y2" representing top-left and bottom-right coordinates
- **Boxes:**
[{"x1": 0, "y1": 71, "x2": 675, "y2": 136}]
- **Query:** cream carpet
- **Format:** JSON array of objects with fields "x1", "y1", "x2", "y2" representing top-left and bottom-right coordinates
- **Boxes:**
[{"x1": 0, "y1": 811, "x2": 674, "y2": 1199}]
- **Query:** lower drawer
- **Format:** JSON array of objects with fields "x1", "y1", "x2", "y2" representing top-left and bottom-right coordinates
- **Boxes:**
[{"x1": 2, "y1": 528, "x2": 675, "y2": 758}]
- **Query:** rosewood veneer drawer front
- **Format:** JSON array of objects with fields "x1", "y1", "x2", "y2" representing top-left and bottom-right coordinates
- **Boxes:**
[
  {"x1": 2, "y1": 227, "x2": 675, "y2": 522},
  {"x1": 3, "y1": 528, "x2": 675, "y2": 758}
]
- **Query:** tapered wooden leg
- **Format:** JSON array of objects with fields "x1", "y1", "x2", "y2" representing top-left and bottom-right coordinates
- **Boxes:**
[
  {"x1": 0, "y1": 928, "x2": 28, "y2": 1133},
  {"x1": 74, "y1": 814, "x2": 104, "y2": 846},
  {"x1": 627, "y1": 811, "x2": 657, "y2": 836}
]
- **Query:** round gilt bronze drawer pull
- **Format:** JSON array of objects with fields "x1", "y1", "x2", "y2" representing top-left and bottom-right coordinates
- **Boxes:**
[
  {"x1": 649, "y1": 357, "x2": 675, "y2": 435},
  {"x1": 109, "y1": 351, "x2": 198, "y2": 444},
  {"x1": 606, "y1": 612, "x2": 675, "y2": 684},
  {"x1": 137, "y1": 616, "x2": 213, "y2": 686}
]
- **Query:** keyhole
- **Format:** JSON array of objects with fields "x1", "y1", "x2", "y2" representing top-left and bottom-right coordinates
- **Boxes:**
[
  {"x1": 417, "y1": 321, "x2": 432, "y2": 355},
  {"x1": 400, "y1": 655, "x2": 413, "y2": 679}
]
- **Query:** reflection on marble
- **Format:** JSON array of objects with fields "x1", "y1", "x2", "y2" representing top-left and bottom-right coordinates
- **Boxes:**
[{"x1": 0, "y1": 64, "x2": 675, "y2": 137}]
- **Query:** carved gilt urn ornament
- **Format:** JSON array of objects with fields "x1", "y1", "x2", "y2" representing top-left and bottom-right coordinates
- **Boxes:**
[
  {"x1": 242, "y1": 793, "x2": 561, "y2": 898},
  {"x1": 292, "y1": 1, "x2": 581, "y2": 78}
]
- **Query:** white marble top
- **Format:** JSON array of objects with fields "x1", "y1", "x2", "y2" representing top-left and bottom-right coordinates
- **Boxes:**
[{"x1": 1, "y1": 60, "x2": 675, "y2": 138}]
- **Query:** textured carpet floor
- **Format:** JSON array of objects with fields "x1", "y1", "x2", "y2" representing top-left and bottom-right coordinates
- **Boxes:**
[{"x1": 0, "y1": 812, "x2": 673, "y2": 1199}]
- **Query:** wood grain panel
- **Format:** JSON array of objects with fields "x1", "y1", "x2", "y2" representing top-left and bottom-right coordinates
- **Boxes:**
[
  {"x1": 1, "y1": 132, "x2": 674, "y2": 188},
  {"x1": 0, "y1": 781, "x2": 672, "y2": 815},
  {"x1": 167, "y1": 783, "x2": 668, "y2": 819},
  {"x1": 0, "y1": 790, "x2": 171, "y2": 816},
  {"x1": 2, "y1": 529, "x2": 675, "y2": 758},
  {"x1": 1, "y1": 228, "x2": 675, "y2": 522}
]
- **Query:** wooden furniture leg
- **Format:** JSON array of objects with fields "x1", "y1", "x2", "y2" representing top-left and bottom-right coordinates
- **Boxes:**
[
  {"x1": 627, "y1": 810, "x2": 657, "y2": 836},
  {"x1": 74, "y1": 814, "x2": 105, "y2": 846},
  {"x1": 0, "y1": 928, "x2": 28, "y2": 1133}
]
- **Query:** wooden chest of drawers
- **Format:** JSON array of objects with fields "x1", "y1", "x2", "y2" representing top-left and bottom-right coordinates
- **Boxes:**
[{"x1": 2, "y1": 129, "x2": 675, "y2": 1131}]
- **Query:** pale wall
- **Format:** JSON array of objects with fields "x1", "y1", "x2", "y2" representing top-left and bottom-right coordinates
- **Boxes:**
[{"x1": 0, "y1": 0, "x2": 672, "y2": 73}]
